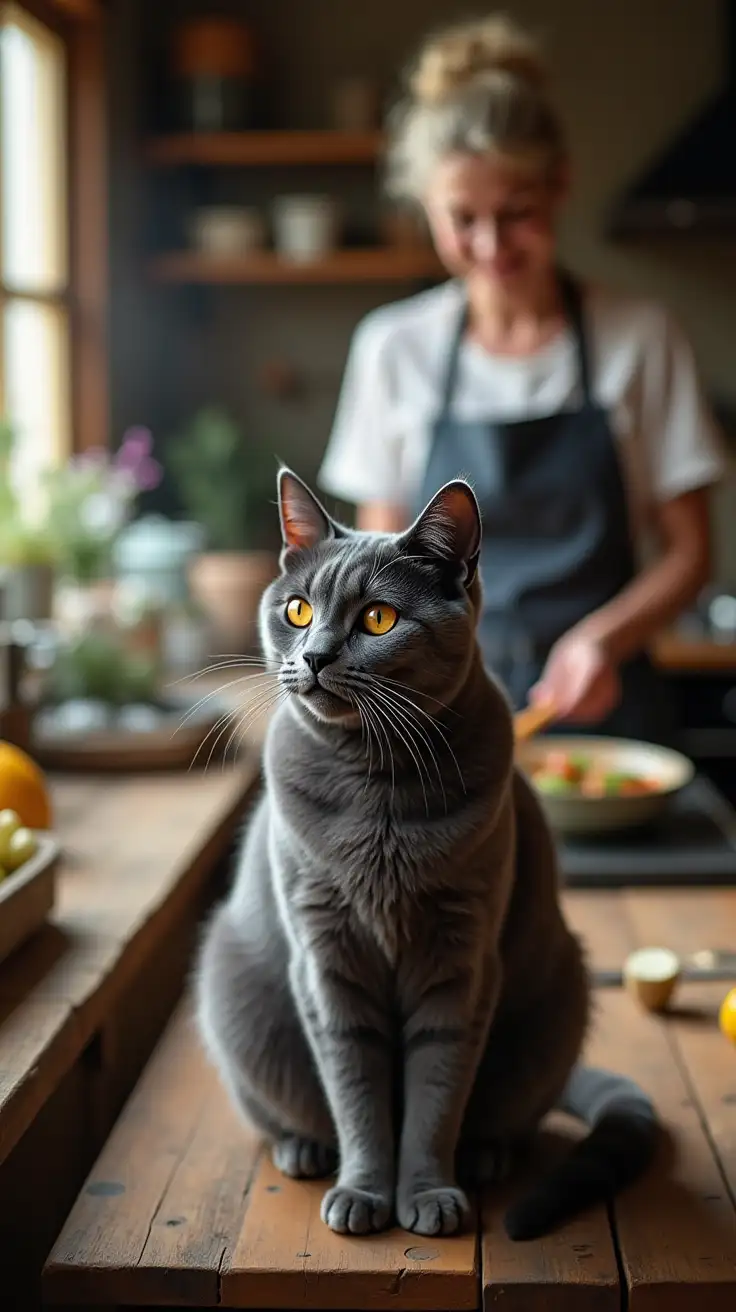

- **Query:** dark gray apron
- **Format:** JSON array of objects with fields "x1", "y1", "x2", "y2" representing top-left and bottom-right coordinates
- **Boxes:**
[{"x1": 414, "y1": 272, "x2": 674, "y2": 744}]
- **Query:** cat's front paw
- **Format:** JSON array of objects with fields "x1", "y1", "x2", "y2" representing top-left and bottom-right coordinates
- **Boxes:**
[
  {"x1": 321, "y1": 1183, "x2": 392, "y2": 1235},
  {"x1": 397, "y1": 1184, "x2": 470, "y2": 1236},
  {"x1": 273, "y1": 1135, "x2": 337, "y2": 1179}
]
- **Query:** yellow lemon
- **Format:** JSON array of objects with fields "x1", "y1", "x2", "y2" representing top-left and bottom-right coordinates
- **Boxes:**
[
  {"x1": 719, "y1": 987, "x2": 736, "y2": 1043},
  {"x1": 0, "y1": 742, "x2": 52, "y2": 830}
]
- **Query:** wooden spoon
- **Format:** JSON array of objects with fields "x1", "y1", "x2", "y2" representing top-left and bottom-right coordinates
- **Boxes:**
[{"x1": 513, "y1": 700, "x2": 557, "y2": 744}]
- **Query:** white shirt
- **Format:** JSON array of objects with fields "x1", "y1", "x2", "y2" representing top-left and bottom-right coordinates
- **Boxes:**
[{"x1": 318, "y1": 278, "x2": 727, "y2": 546}]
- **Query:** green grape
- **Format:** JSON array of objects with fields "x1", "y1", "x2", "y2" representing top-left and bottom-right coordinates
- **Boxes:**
[
  {"x1": 0, "y1": 809, "x2": 21, "y2": 864},
  {"x1": 5, "y1": 827, "x2": 38, "y2": 872}
]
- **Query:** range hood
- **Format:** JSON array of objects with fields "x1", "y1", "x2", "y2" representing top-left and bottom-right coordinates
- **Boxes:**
[{"x1": 607, "y1": 1, "x2": 736, "y2": 235}]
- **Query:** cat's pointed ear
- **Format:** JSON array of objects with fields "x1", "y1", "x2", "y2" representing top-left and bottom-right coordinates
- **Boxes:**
[
  {"x1": 278, "y1": 468, "x2": 335, "y2": 552},
  {"x1": 402, "y1": 480, "x2": 481, "y2": 585}
]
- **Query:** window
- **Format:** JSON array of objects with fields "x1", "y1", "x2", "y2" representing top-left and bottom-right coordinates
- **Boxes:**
[
  {"x1": 0, "y1": 2, "x2": 70, "y2": 502},
  {"x1": 0, "y1": 0, "x2": 107, "y2": 504}
]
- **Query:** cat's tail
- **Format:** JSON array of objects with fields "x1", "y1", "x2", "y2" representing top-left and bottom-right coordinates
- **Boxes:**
[{"x1": 503, "y1": 1064, "x2": 657, "y2": 1241}]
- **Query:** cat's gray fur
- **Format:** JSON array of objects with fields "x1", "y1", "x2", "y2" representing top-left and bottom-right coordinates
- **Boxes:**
[{"x1": 195, "y1": 469, "x2": 657, "y2": 1240}]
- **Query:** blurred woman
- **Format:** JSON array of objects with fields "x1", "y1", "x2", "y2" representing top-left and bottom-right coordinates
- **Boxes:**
[{"x1": 318, "y1": 14, "x2": 726, "y2": 742}]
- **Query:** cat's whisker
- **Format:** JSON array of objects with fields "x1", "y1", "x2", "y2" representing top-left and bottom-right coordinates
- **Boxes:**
[
  {"x1": 204, "y1": 707, "x2": 243, "y2": 773},
  {"x1": 207, "y1": 652, "x2": 268, "y2": 663},
  {"x1": 364, "y1": 699, "x2": 386, "y2": 775},
  {"x1": 355, "y1": 702, "x2": 375, "y2": 791},
  {"x1": 232, "y1": 688, "x2": 289, "y2": 762},
  {"x1": 187, "y1": 677, "x2": 281, "y2": 772},
  {"x1": 352, "y1": 689, "x2": 386, "y2": 785},
  {"x1": 208, "y1": 682, "x2": 284, "y2": 773},
  {"x1": 366, "y1": 552, "x2": 430, "y2": 589},
  {"x1": 363, "y1": 694, "x2": 406, "y2": 811},
  {"x1": 168, "y1": 656, "x2": 270, "y2": 689},
  {"x1": 365, "y1": 687, "x2": 431, "y2": 814},
  {"x1": 367, "y1": 684, "x2": 446, "y2": 812},
  {"x1": 198, "y1": 684, "x2": 284, "y2": 776},
  {"x1": 369, "y1": 701, "x2": 394, "y2": 802},
  {"x1": 355, "y1": 690, "x2": 395, "y2": 802},
  {"x1": 173, "y1": 671, "x2": 277, "y2": 734},
  {"x1": 365, "y1": 538, "x2": 388, "y2": 586},
  {"x1": 362, "y1": 670, "x2": 460, "y2": 717},
  {"x1": 354, "y1": 670, "x2": 465, "y2": 793},
  {"x1": 359, "y1": 675, "x2": 466, "y2": 795},
  {"x1": 188, "y1": 706, "x2": 237, "y2": 772},
  {"x1": 233, "y1": 681, "x2": 288, "y2": 737}
]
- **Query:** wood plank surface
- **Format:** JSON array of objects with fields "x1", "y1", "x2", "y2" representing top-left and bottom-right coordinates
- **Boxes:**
[
  {"x1": 0, "y1": 996, "x2": 81, "y2": 1163},
  {"x1": 587, "y1": 989, "x2": 736, "y2": 1312},
  {"x1": 477, "y1": 890, "x2": 626, "y2": 1311},
  {"x1": 43, "y1": 1004, "x2": 256, "y2": 1305},
  {"x1": 622, "y1": 890, "x2": 736, "y2": 1209},
  {"x1": 221, "y1": 1156, "x2": 478, "y2": 1311},
  {"x1": 42, "y1": 884, "x2": 736, "y2": 1310},
  {"x1": 137, "y1": 1054, "x2": 261, "y2": 1305},
  {"x1": 482, "y1": 1115, "x2": 620, "y2": 1312}
]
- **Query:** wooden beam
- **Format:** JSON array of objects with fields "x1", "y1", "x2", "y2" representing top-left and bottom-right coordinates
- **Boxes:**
[
  {"x1": 49, "y1": 0, "x2": 102, "y2": 20},
  {"x1": 68, "y1": 13, "x2": 109, "y2": 451}
]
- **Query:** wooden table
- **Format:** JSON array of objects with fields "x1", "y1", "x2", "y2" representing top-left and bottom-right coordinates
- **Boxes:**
[
  {"x1": 0, "y1": 757, "x2": 261, "y2": 1307},
  {"x1": 43, "y1": 884, "x2": 736, "y2": 1312}
]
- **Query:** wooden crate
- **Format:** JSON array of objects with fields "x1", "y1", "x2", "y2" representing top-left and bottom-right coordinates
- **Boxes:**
[{"x1": 0, "y1": 834, "x2": 60, "y2": 966}]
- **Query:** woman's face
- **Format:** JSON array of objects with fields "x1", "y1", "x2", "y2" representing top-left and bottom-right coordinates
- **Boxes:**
[{"x1": 424, "y1": 152, "x2": 566, "y2": 296}]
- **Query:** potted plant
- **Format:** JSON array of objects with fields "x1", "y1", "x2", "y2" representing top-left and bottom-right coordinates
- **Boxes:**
[
  {"x1": 166, "y1": 407, "x2": 278, "y2": 652},
  {"x1": 43, "y1": 428, "x2": 162, "y2": 633},
  {"x1": 0, "y1": 419, "x2": 56, "y2": 621}
]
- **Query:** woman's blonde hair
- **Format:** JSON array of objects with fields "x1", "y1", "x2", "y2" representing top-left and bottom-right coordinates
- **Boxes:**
[{"x1": 385, "y1": 14, "x2": 567, "y2": 202}]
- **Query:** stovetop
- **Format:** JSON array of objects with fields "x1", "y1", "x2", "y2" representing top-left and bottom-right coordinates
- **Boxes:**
[{"x1": 559, "y1": 774, "x2": 736, "y2": 887}]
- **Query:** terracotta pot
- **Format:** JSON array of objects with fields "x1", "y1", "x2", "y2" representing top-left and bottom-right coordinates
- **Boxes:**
[{"x1": 188, "y1": 551, "x2": 278, "y2": 655}]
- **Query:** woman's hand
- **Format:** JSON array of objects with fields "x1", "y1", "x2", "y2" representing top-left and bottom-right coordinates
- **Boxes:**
[{"x1": 530, "y1": 630, "x2": 621, "y2": 724}]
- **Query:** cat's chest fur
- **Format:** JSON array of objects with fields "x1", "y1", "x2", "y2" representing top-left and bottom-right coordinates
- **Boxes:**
[
  {"x1": 279, "y1": 768, "x2": 429, "y2": 959},
  {"x1": 267, "y1": 703, "x2": 496, "y2": 964}
]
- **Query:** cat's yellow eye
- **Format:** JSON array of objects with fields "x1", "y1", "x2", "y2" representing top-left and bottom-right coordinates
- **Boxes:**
[
  {"x1": 362, "y1": 604, "x2": 398, "y2": 636},
  {"x1": 286, "y1": 597, "x2": 313, "y2": 628}
]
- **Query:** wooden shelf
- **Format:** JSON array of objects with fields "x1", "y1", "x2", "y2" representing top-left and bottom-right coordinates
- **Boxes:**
[
  {"x1": 652, "y1": 631, "x2": 736, "y2": 672},
  {"x1": 146, "y1": 130, "x2": 384, "y2": 167},
  {"x1": 149, "y1": 248, "x2": 443, "y2": 285}
]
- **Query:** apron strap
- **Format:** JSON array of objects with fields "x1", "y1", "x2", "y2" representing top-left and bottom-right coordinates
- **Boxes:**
[
  {"x1": 436, "y1": 269, "x2": 594, "y2": 419},
  {"x1": 558, "y1": 268, "x2": 594, "y2": 406},
  {"x1": 437, "y1": 296, "x2": 468, "y2": 422}
]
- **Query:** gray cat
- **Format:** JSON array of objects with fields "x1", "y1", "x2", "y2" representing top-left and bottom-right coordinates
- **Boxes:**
[{"x1": 195, "y1": 469, "x2": 657, "y2": 1241}]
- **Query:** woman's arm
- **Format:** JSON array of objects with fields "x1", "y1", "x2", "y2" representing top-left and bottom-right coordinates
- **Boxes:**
[
  {"x1": 578, "y1": 487, "x2": 711, "y2": 662},
  {"x1": 533, "y1": 487, "x2": 712, "y2": 722},
  {"x1": 357, "y1": 502, "x2": 410, "y2": 533}
]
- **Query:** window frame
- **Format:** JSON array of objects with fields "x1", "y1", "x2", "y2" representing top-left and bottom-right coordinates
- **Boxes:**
[{"x1": 0, "y1": 0, "x2": 108, "y2": 456}]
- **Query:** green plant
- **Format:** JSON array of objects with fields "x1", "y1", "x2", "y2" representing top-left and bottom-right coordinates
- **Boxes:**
[
  {"x1": 42, "y1": 429, "x2": 162, "y2": 582},
  {"x1": 47, "y1": 631, "x2": 159, "y2": 706},
  {"x1": 166, "y1": 407, "x2": 277, "y2": 552},
  {"x1": 0, "y1": 418, "x2": 56, "y2": 568}
]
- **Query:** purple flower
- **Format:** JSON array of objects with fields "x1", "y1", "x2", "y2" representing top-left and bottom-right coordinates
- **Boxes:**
[
  {"x1": 116, "y1": 426, "x2": 154, "y2": 473},
  {"x1": 134, "y1": 456, "x2": 163, "y2": 492}
]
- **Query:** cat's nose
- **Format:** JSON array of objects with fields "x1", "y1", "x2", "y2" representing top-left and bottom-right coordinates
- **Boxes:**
[{"x1": 303, "y1": 649, "x2": 337, "y2": 676}]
